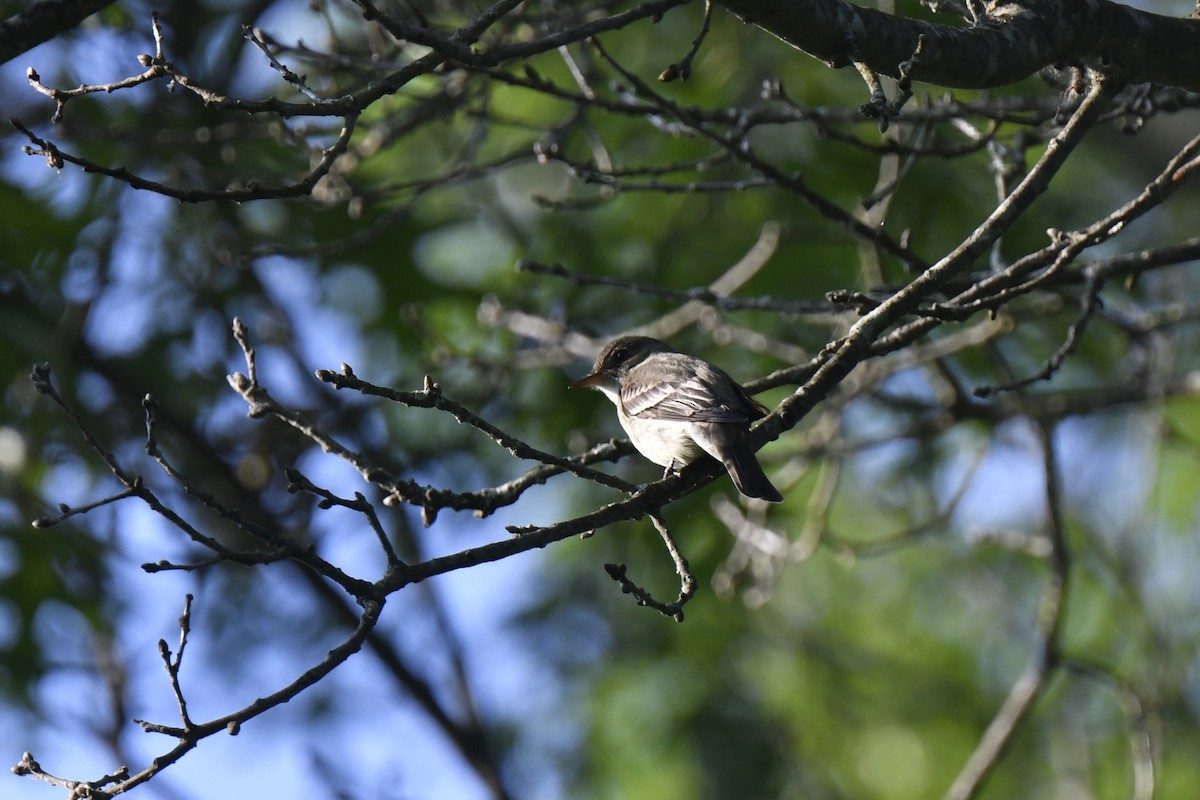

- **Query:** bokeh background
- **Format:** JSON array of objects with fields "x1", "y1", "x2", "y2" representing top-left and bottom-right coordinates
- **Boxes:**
[{"x1": 3, "y1": 1, "x2": 1200, "y2": 798}]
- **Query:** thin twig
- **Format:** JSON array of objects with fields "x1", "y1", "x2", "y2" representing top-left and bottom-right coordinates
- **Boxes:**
[
  {"x1": 142, "y1": 391, "x2": 370, "y2": 595},
  {"x1": 518, "y1": 259, "x2": 832, "y2": 315},
  {"x1": 659, "y1": 0, "x2": 713, "y2": 82},
  {"x1": 13, "y1": 113, "x2": 360, "y2": 203},
  {"x1": 942, "y1": 420, "x2": 1070, "y2": 800},
  {"x1": 973, "y1": 268, "x2": 1106, "y2": 396},
  {"x1": 229, "y1": 320, "x2": 637, "y2": 527},
  {"x1": 285, "y1": 468, "x2": 404, "y2": 569},
  {"x1": 31, "y1": 487, "x2": 138, "y2": 529},
  {"x1": 603, "y1": 514, "x2": 696, "y2": 621},
  {"x1": 23, "y1": 12, "x2": 167, "y2": 122},
  {"x1": 763, "y1": 70, "x2": 1114, "y2": 447},
  {"x1": 315, "y1": 366, "x2": 638, "y2": 496},
  {"x1": 124, "y1": 599, "x2": 384, "y2": 794},
  {"x1": 588, "y1": 35, "x2": 928, "y2": 273},
  {"x1": 157, "y1": 594, "x2": 196, "y2": 730},
  {"x1": 243, "y1": 25, "x2": 323, "y2": 101}
]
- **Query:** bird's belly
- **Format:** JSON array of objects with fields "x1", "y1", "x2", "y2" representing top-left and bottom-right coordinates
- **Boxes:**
[{"x1": 619, "y1": 415, "x2": 700, "y2": 470}]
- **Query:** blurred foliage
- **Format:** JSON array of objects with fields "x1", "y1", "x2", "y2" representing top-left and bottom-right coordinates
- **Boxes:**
[{"x1": 3, "y1": 0, "x2": 1200, "y2": 799}]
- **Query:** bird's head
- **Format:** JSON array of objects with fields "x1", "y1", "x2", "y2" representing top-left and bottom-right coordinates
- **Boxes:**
[{"x1": 569, "y1": 336, "x2": 673, "y2": 390}]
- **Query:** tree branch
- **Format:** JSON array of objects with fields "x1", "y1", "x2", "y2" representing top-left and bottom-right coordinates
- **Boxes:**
[
  {"x1": 760, "y1": 69, "x2": 1114, "y2": 445},
  {"x1": 942, "y1": 420, "x2": 1070, "y2": 800},
  {"x1": 0, "y1": 0, "x2": 116, "y2": 65},
  {"x1": 715, "y1": 0, "x2": 1200, "y2": 91}
]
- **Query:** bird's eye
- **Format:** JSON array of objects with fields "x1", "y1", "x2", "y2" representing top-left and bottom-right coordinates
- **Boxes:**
[{"x1": 611, "y1": 346, "x2": 628, "y2": 362}]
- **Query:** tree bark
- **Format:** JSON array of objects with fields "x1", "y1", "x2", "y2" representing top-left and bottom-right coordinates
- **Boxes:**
[
  {"x1": 714, "y1": 0, "x2": 1200, "y2": 91},
  {"x1": 0, "y1": 0, "x2": 117, "y2": 65}
]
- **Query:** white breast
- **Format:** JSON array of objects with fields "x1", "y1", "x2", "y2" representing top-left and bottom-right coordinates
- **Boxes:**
[{"x1": 617, "y1": 406, "x2": 700, "y2": 470}]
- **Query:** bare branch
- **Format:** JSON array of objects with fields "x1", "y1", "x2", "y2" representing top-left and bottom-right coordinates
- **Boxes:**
[
  {"x1": 659, "y1": 0, "x2": 714, "y2": 82},
  {"x1": 158, "y1": 594, "x2": 196, "y2": 731},
  {"x1": 603, "y1": 514, "x2": 697, "y2": 621},
  {"x1": 10, "y1": 751, "x2": 128, "y2": 795},
  {"x1": 588, "y1": 35, "x2": 929, "y2": 273},
  {"x1": 715, "y1": 0, "x2": 1200, "y2": 91},
  {"x1": 0, "y1": 0, "x2": 117, "y2": 65},
  {"x1": 12, "y1": 113, "x2": 360, "y2": 203},
  {"x1": 315, "y1": 365, "x2": 638, "y2": 498},
  {"x1": 973, "y1": 267, "x2": 1106, "y2": 396},
  {"x1": 942, "y1": 420, "x2": 1070, "y2": 800},
  {"x1": 518, "y1": 258, "x2": 834, "y2": 316},
  {"x1": 243, "y1": 24, "x2": 323, "y2": 101},
  {"x1": 762, "y1": 69, "x2": 1114, "y2": 442},
  {"x1": 122, "y1": 598, "x2": 384, "y2": 795}
]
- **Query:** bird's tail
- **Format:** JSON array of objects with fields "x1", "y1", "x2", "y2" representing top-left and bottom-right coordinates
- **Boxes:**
[{"x1": 724, "y1": 442, "x2": 783, "y2": 503}]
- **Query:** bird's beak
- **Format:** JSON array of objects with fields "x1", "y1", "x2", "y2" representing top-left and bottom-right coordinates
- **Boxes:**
[{"x1": 569, "y1": 371, "x2": 605, "y2": 390}]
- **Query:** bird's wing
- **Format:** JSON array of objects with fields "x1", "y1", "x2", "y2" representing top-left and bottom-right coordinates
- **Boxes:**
[{"x1": 621, "y1": 363, "x2": 756, "y2": 424}]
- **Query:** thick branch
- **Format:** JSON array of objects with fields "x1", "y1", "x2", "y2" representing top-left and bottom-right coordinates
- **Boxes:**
[
  {"x1": 0, "y1": 0, "x2": 115, "y2": 65},
  {"x1": 715, "y1": 0, "x2": 1200, "y2": 91}
]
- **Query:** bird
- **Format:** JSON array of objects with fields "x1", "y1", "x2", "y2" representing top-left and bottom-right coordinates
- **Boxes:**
[{"x1": 570, "y1": 335, "x2": 783, "y2": 502}]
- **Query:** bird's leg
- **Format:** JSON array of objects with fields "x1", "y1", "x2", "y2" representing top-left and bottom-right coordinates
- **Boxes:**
[{"x1": 663, "y1": 459, "x2": 687, "y2": 480}]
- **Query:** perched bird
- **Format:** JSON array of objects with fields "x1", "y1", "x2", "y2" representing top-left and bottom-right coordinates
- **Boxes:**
[{"x1": 570, "y1": 336, "x2": 783, "y2": 502}]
